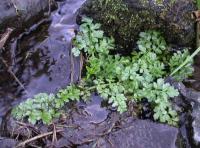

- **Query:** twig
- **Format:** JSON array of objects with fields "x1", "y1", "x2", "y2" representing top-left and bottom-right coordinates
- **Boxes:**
[
  {"x1": 16, "y1": 121, "x2": 40, "y2": 135},
  {"x1": 0, "y1": 28, "x2": 14, "y2": 49},
  {"x1": 96, "y1": 121, "x2": 116, "y2": 137},
  {"x1": 48, "y1": 0, "x2": 52, "y2": 16},
  {"x1": 107, "y1": 138, "x2": 114, "y2": 148},
  {"x1": 16, "y1": 130, "x2": 63, "y2": 147},
  {"x1": 70, "y1": 46, "x2": 75, "y2": 84},
  {"x1": 56, "y1": 125, "x2": 78, "y2": 128},
  {"x1": 52, "y1": 123, "x2": 57, "y2": 145},
  {"x1": 193, "y1": 10, "x2": 200, "y2": 48},
  {"x1": 0, "y1": 57, "x2": 28, "y2": 95}
]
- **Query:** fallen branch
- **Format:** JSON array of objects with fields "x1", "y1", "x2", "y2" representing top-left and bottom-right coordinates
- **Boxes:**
[{"x1": 16, "y1": 130, "x2": 63, "y2": 147}]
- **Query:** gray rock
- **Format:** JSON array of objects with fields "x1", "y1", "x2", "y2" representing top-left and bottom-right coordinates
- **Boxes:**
[
  {"x1": 77, "y1": 0, "x2": 196, "y2": 49},
  {"x1": 77, "y1": 119, "x2": 179, "y2": 148},
  {"x1": 172, "y1": 81, "x2": 200, "y2": 146},
  {"x1": 107, "y1": 120, "x2": 178, "y2": 148},
  {"x1": 192, "y1": 103, "x2": 200, "y2": 145}
]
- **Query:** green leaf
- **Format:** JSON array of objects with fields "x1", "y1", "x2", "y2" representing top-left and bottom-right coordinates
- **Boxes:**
[{"x1": 41, "y1": 111, "x2": 52, "y2": 124}]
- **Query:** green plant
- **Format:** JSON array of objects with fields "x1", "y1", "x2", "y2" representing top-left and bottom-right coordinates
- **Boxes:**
[
  {"x1": 12, "y1": 18, "x2": 199, "y2": 126},
  {"x1": 135, "y1": 79, "x2": 179, "y2": 125},
  {"x1": 12, "y1": 93, "x2": 58, "y2": 124},
  {"x1": 72, "y1": 17, "x2": 114, "y2": 57},
  {"x1": 94, "y1": 79, "x2": 127, "y2": 113},
  {"x1": 169, "y1": 49, "x2": 194, "y2": 81},
  {"x1": 12, "y1": 85, "x2": 81, "y2": 124},
  {"x1": 71, "y1": 19, "x2": 196, "y2": 126},
  {"x1": 197, "y1": 0, "x2": 200, "y2": 9},
  {"x1": 137, "y1": 30, "x2": 167, "y2": 54}
]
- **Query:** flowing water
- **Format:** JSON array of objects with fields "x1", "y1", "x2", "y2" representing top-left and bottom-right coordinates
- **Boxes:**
[{"x1": 0, "y1": 0, "x2": 86, "y2": 117}]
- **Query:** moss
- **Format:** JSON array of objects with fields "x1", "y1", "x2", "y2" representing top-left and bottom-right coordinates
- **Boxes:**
[
  {"x1": 93, "y1": 0, "x2": 133, "y2": 49},
  {"x1": 78, "y1": 0, "x2": 196, "y2": 49},
  {"x1": 79, "y1": 0, "x2": 157, "y2": 50}
]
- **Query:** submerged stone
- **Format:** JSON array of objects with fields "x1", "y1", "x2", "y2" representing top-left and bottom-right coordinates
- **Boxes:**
[{"x1": 78, "y1": 0, "x2": 196, "y2": 49}]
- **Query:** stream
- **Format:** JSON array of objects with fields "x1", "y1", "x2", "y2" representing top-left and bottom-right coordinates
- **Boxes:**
[{"x1": 0, "y1": 0, "x2": 85, "y2": 117}]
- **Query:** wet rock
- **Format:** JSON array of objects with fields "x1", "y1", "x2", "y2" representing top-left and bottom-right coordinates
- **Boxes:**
[
  {"x1": 78, "y1": 0, "x2": 196, "y2": 49},
  {"x1": 0, "y1": 0, "x2": 55, "y2": 32},
  {"x1": 76, "y1": 95, "x2": 109, "y2": 125},
  {"x1": 192, "y1": 103, "x2": 200, "y2": 146},
  {"x1": 77, "y1": 118, "x2": 179, "y2": 148},
  {"x1": 0, "y1": 137, "x2": 17, "y2": 148},
  {"x1": 183, "y1": 89, "x2": 200, "y2": 147},
  {"x1": 172, "y1": 80, "x2": 200, "y2": 147},
  {"x1": 56, "y1": 110, "x2": 179, "y2": 148}
]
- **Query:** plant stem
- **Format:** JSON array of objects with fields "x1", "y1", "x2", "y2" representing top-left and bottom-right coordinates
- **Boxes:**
[{"x1": 170, "y1": 47, "x2": 200, "y2": 76}]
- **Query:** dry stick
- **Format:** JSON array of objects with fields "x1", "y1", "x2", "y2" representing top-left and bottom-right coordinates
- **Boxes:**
[
  {"x1": 0, "y1": 28, "x2": 14, "y2": 49},
  {"x1": 0, "y1": 58, "x2": 28, "y2": 94},
  {"x1": 48, "y1": 0, "x2": 52, "y2": 16},
  {"x1": 56, "y1": 125, "x2": 77, "y2": 128},
  {"x1": 193, "y1": 10, "x2": 200, "y2": 48},
  {"x1": 107, "y1": 138, "x2": 114, "y2": 148},
  {"x1": 0, "y1": 58, "x2": 28, "y2": 95},
  {"x1": 16, "y1": 130, "x2": 63, "y2": 148},
  {"x1": 70, "y1": 45, "x2": 75, "y2": 84},
  {"x1": 52, "y1": 123, "x2": 58, "y2": 145},
  {"x1": 197, "y1": 18, "x2": 200, "y2": 48}
]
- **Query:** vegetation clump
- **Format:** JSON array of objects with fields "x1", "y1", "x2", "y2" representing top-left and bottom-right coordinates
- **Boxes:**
[
  {"x1": 12, "y1": 17, "x2": 197, "y2": 126},
  {"x1": 12, "y1": 86, "x2": 81, "y2": 124}
]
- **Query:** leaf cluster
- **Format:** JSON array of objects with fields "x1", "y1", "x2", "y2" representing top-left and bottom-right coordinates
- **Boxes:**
[
  {"x1": 12, "y1": 85, "x2": 81, "y2": 124},
  {"x1": 72, "y1": 17, "x2": 114, "y2": 57},
  {"x1": 94, "y1": 79, "x2": 127, "y2": 113},
  {"x1": 71, "y1": 18, "x2": 195, "y2": 126},
  {"x1": 169, "y1": 49, "x2": 194, "y2": 81}
]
